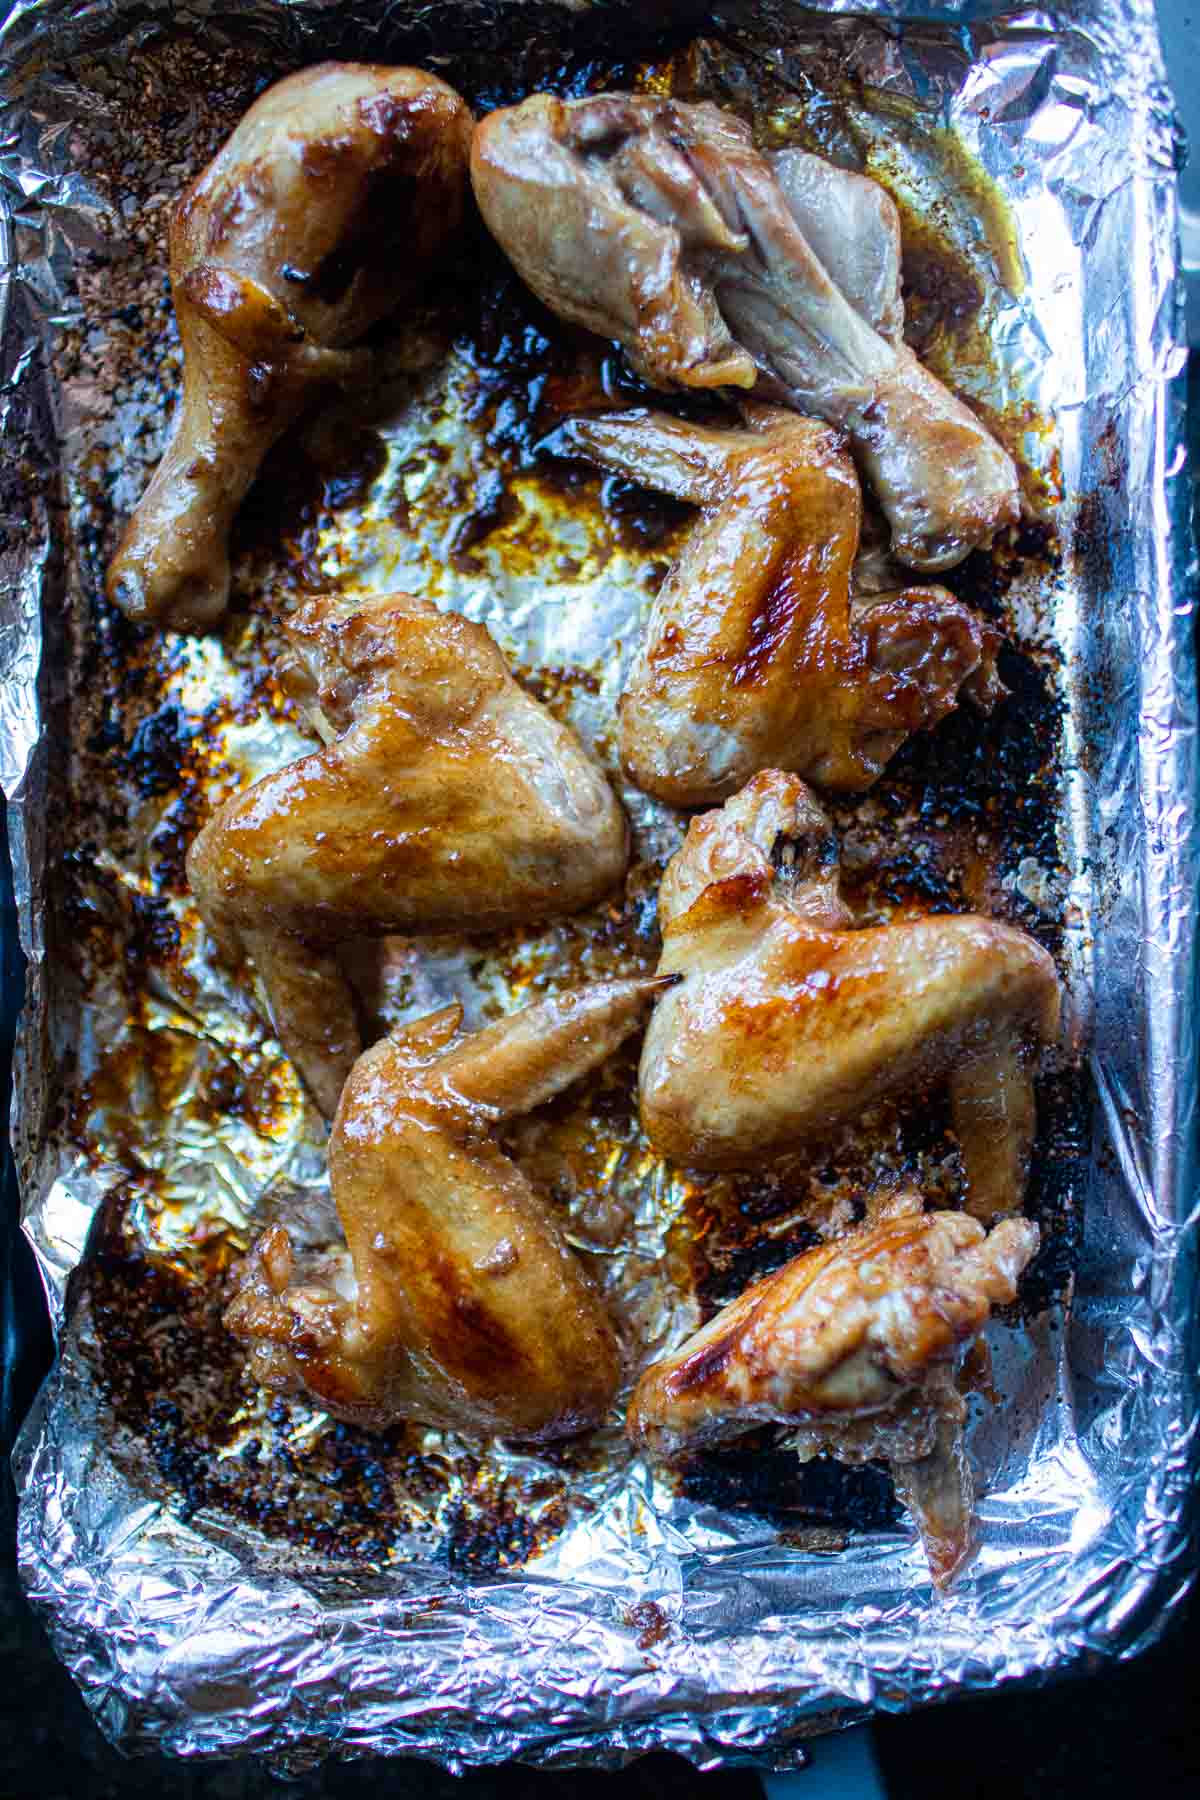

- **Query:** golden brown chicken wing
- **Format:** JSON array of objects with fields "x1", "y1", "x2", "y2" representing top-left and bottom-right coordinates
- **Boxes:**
[
  {"x1": 564, "y1": 405, "x2": 1001, "y2": 805},
  {"x1": 107, "y1": 63, "x2": 473, "y2": 631},
  {"x1": 188, "y1": 591, "x2": 629, "y2": 1117},
  {"x1": 471, "y1": 93, "x2": 1019, "y2": 571},
  {"x1": 638, "y1": 771, "x2": 1060, "y2": 1220},
  {"x1": 226, "y1": 978, "x2": 660, "y2": 1437},
  {"x1": 627, "y1": 1190, "x2": 1039, "y2": 1584}
]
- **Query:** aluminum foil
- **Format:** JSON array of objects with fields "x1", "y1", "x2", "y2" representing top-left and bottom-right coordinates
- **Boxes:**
[{"x1": 4, "y1": 0, "x2": 1197, "y2": 1773}]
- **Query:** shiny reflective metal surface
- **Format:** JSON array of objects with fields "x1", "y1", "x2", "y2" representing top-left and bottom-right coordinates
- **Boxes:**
[{"x1": 1, "y1": 0, "x2": 1196, "y2": 1775}]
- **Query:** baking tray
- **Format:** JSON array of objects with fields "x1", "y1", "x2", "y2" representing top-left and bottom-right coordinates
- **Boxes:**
[{"x1": 2, "y1": 0, "x2": 1197, "y2": 1773}]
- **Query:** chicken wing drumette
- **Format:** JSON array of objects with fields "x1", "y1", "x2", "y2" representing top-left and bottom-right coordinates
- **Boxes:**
[
  {"x1": 227, "y1": 979, "x2": 660, "y2": 1437},
  {"x1": 472, "y1": 93, "x2": 1018, "y2": 571},
  {"x1": 108, "y1": 63, "x2": 473, "y2": 631},
  {"x1": 768, "y1": 147, "x2": 905, "y2": 344},
  {"x1": 627, "y1": 1190, "x2": 1039, "y2": 1585},
  {"x1": 638, "y1": 770, "x2": 1060, "y2": 1221},
  {"x1": 188, "y1": 592, "x2": 629, "y2": 1117},
  {"x1": 564, "y1": 404, "x2": 1001, "y2": 806}
]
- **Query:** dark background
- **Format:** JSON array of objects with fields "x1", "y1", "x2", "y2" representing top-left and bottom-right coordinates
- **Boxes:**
[{"x1": 2, "y1": 117, "x2": 1197, "y2": 1800}]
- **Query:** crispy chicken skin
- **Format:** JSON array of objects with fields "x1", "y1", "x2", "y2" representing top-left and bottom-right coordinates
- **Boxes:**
[
  {"x1": 471, "y1": 93, "x2": 1019, "y2": 571},
  {"x1": 638, "y1": 771, "x2": 1061, "y2": 1220},
  {"x1": 626, "y1": 1190, "x2": 1039, "y2": 1584},
  {"x1": 187, "y1": 591, "x2": 629, "y2": 1117},
  {"x1": 564, "y1": 404, "x2": 1001, "y2": 805},
  {"x1": 107, "y1": 64, "x2": 473, "y2": 632},
  {"x1": 471, "y1": 91, "x2": 756, "y2": 394},
  {"x1": 226, "y1": 979, "x2": 660, "y2": 1437}
]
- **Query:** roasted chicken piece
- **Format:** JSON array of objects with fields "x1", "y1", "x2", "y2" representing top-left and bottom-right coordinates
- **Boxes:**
[
  {"x1": 226, "y1": 979, "x2": 659, "y2": 1437},
  {"x1": 564, "y1": 404, "x2": 1001, "y2": 805},
  {"x1": 768, "y1": 147, "x2": 905, "y2": 343},
  {"x1": 472, "y1": 93, "x2": 1018, "y2": 570},
  {"x1": 638, "y1": 771, "x2": 1060, "y2": 1221},
  {"x1": 188, "y1": 591, "x2": 629, "y2": 1118},
  {"x1": 108, "y1": 63, "x2": 473, "y2": 631},
  {"x1": 627, "y1": 1190, "x2": 1039, "y2": 1585}
]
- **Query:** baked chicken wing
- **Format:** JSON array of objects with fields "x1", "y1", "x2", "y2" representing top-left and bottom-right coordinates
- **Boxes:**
[
  {"x1": 627, "y1": 1190, "x2": 1039, "y2": 1584},
  {"x1": 564, "y1": 404, "x2": 1000, "y2": 805},
  {"x1": 226, "y1": 979, "x2": 660, "y2": 1437},
  {"x1": 638, "y1": 770, "x2": 1060, "y2": 1221},
  {"x1": 471, "y1": 93, "x2": 1018, "y2": 570},
  {"x1": 108, "y1": 63, "x2": 473, "y2": 631},
  {"x1": 768, "y1": 147, "x2": 905, "y2": 344},
  {"x1": 188, "y1": 591, "x2": 629, "y2": 1117}
]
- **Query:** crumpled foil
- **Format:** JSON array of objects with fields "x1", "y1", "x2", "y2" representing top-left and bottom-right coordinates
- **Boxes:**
[{"x1": 3, "y1": 0, "x2": 1197, "y2": 1774}]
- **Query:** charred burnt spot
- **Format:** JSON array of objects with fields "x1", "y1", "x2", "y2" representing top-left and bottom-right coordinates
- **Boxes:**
[
  {"x1": 582, "y1": 887, "x2": 668, "y2": 972},
  {"x1": 85, "y1": 712, "x2": 125, "y2": 758},
  {"x1": 87, "y1": 1196, "x2": 587, "y2": 1566},
  {"x1": 126, "y1": 702, "x2": 197, "y2": 797},
  {"x1": 319, "y1": 428, "x2": 389, "y2": 513},
  {"x1": 623, "y1": 859, "x2": 667, "y2": 951},
  {"x1": 78, "y1": 584, "x2": 156, "y2": 692},
  {"x1": 126, "y1": 890, "x2": 181, "y2": 967},
  {"x1": 446, "y1": 465, "x2": 520, "y2": 570},
  {"x1": 86, "y1": 1201, "x2": 436, "y2": 1559},
  {"x1": 146, "y1": 1397, "x2": 211, "y2": 1523},
  {"x1": 453, "y1": 267, "x2": 602, "y2": 489},
  {"x1": 516, "y1": 662, "x2": 602, "y2": 709},
  {"x1": 188, "y1": 1054, "x2": 256, "y2": 1132},
  {"x1": 320, "y1": 1419, "x2": 445, "y2": 1510},
  {"x1": 679, "y1": 1433, "x2": 904, "y2": 1535},
  {"x1": 867, "y1": 639, "x2": 1065, "y2": 918},
  {"x1": 894, "y1": 1083, "x2": 957, "y2": 1168},
  {"x1": 301, "y1": 1445, "x2": 408, "y2": 1559},
  {"x1": 938, "y1": 517, "x2": 1060, "y2": 626},
  {"x1": 56, "y1": 842, "x2": 116, "y2": 967},
  {"x1": 840, "y1": 842, "x2": 966, "y2": 918},
  {"x1": 598, "y1": 474, "x2": 694, "y2": 553},
  {"x1": 89, "y1": 1207, "x2": 241, "y2": 1424},
  {"x1": 584, "y1": 348, "x2": 738, "y2": 433},
  {"x1": 189, "y1": 1048, "x2": 294, "y2": 1143},
  {"x1": 699, "y1": 1220, "x2": 822, "y2": 1313},
  {"x1": 1009, "y1": 1065, "x2": 1091, "y2": 1317},
  {"x1": 681, "y1": 1109, "x2": 969, "y2": 1329},
  {"x1": 691, "y1": 1182, "x2": 822, "y2": 1319},
  {"x1": 629, "y1": 1599, "x2": 671, "y2": 1650},
  {"x1": 455, "y1": 52, "x2": 639, "y2": 118},
  {"x1": 433, "y1": 1, "x2": 715, "y2": 116},
  {"x1": 453, "y1": 265, "x2": 730, "y2": 526},
  {"x1": 145, "y1": 783, "x2": 207, "y2": 899},
  {"x1": 229, "y1": 437, "x2": 325, "y2": 585},
  {"x1": 440, "y1": 1487, "x2": 543, "y2": 1573}
]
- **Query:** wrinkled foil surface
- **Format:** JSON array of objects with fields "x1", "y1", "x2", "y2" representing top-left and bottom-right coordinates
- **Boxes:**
[{"x1": 4, "y1": 0, "x2": 1198, "y2": 1774}]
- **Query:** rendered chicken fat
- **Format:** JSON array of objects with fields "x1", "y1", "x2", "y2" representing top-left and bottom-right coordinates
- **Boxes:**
[{"x1": 107, "y1": 63, "x2": 473, "y2": 630}]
